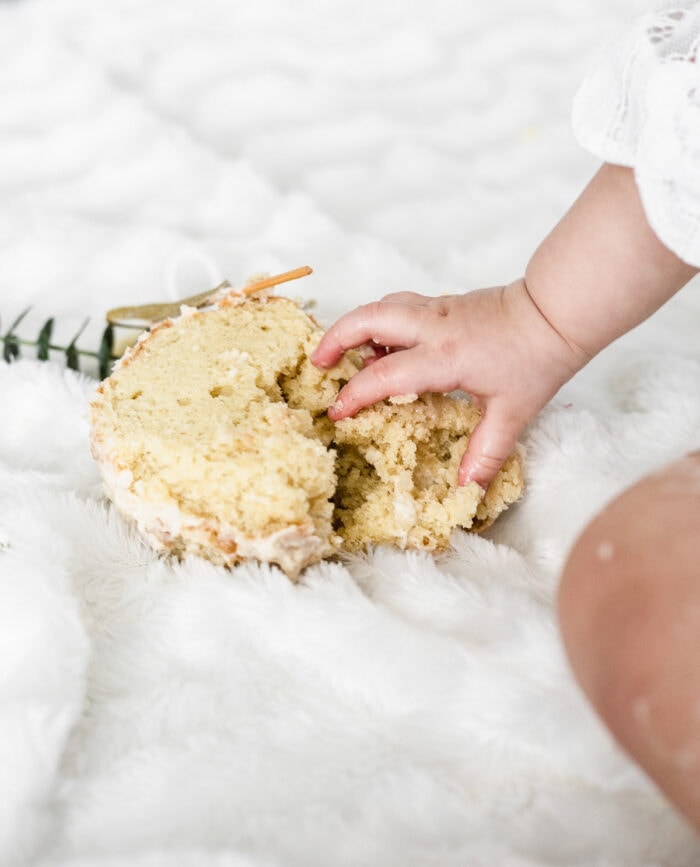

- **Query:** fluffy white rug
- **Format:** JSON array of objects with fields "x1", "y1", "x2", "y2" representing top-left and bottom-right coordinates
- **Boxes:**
[{"x1": 2, "y1": 0, "x2": 700, "y2": 864}]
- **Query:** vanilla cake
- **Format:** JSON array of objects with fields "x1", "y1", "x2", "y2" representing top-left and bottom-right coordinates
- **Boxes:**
[
  {"x1": 90, "y1": 290, "x2": 524, "y2": 578},
  {"x1": 333, "y1": 393, "x2": 523, "y2": 552}
]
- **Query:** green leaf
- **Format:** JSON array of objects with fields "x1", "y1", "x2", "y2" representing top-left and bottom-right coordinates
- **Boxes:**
[
  {"x1": 3, "y1": 336, "x2": 20, "y2": 363},
  {"x1": 37, "y1": 318, "x2": 54, "y2": 361},
  {"x1": 66, "y1": 343, "x2": 79, "y2": 370},
  {"x1": 3, "y1": 307, "x2": 31, "y2": 364},
  {"x1": 98, "y1": 324, "x2": 114, "y2": 379},
  {"x1": 65, "y1": 318, "x2": 89, "y2": 372},
  {"x1": 7, "y1": 307, "x2": 31, "y2": 334}
]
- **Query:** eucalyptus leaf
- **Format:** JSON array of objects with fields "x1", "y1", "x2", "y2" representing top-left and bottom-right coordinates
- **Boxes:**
[
  {"x1": 66, "y1": 318, "x2": 89, "y2": 372},
  {"x1": 66, "y1": 343, "x2": 80, "y2": 370},
  {"x1": 2, "y1": 307, "x2": 31, "y2": 363},
  {"x1": 3, "y1": 336, "x2": 20, "y2": 363},
  {"x1": 98, "y1": 324, "x2": 114, "y2": 379},
  {"x1": 7, "y1": 307, "x2": 31, "y2": 335},
  {"x1": 37, "y1": 318, "x2": 54, "y2": 361}
]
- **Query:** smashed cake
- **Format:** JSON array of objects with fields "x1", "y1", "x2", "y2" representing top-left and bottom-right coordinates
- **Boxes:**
[
  {"x1": 333, "y1": 393, "x2": 523, "y2": 552},
  {"x1": 90, "y1": 288, "x2": 524, "y2": 578}
]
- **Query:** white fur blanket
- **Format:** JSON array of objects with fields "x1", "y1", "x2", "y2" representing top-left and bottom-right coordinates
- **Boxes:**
[{"x1": 2, "y1": 0, "x2": 700, "y2": 864}]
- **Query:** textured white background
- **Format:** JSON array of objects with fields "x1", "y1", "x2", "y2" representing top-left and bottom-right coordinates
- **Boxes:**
[
  {"x1": 0, "y1": 0, "x2": 647, "y2": 331},
  {"x1": 3, "y1": 0, "x2": 700, "y2": 865}
]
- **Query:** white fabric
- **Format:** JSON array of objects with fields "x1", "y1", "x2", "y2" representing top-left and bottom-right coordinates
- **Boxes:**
[
  {"x1": 573, "y1": 0, "x2": 700, "y2": 265},
  {"x1": 4, "y1": 357, "x2": 700, "y2": 867},
  {"x1": 2, "y1": 0, "x2": 700, "y2": 865}
]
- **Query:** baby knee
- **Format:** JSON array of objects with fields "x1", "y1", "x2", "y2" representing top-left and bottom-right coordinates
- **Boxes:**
[
  {"x1": 557, "y1": 486, "x2": 671, "y2": 731},
  {"x1": 557, "y1": 515, "x2": 618, "y2": 698}
]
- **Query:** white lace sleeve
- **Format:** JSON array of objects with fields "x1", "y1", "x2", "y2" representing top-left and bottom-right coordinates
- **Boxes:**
[{"x1": 572, "y1": 1, "x2": 700, "y2": 266}]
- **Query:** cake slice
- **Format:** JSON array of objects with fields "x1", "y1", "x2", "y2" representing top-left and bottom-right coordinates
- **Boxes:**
[
  {"x1": 90, "y1": 287, "x2": 524, "y2": 578},
  {"x1": 90, "y1": 292, "x2": 359, "y2": 578}
]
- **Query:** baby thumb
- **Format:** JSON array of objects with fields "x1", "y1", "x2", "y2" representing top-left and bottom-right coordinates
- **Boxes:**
[{"x1": 458, "y1": 408, "x2": 522, "y2": 490}]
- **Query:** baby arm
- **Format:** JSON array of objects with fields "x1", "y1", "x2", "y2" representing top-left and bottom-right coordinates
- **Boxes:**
[{"x1": 311, "y1": 164, "x2": 697, "y2": 489}]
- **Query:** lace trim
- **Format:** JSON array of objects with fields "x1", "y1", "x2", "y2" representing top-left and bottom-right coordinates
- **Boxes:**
[{"x1": 573, "y1": 1, "x2": 700, "y2": 265}]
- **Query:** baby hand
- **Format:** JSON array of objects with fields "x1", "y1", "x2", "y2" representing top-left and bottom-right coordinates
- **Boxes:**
[{"x1": 311, "y1": 279, "x2": 586, "y2": 489}]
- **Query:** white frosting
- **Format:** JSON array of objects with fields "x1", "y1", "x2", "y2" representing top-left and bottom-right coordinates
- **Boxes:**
[
  {"x1": 388, "y1": 393, "x2": 419, "y2": 405},
  {"x1": 392, "y1": 490, "x2": 417, "y2": 529},
  {"x1": 94, "y1": 444, "x2": 330, "y2": 578},
  {"x1": 234, "y1": 526, "x2": 329, "y2": 578}
]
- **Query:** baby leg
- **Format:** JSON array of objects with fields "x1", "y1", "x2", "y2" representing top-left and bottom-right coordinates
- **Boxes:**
[{"x1": 558, "y1": 452, "x2": 700, "y2": 830}]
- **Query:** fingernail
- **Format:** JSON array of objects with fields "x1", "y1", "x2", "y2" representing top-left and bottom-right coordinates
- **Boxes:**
[
  {"x1": 458, "y1": 461, "x2": 473, "y2": 486},
  {"x1": 328, "y1": 398, "x2": 344, "y2": 418},
  {"x1": 460, "y1": 467, "x2": 486, "y2": 494}
]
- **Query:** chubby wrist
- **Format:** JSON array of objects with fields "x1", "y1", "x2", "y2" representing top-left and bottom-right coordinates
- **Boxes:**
[{"x1": 501, "y1": 277, "x2": 591, "y2": 385}]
